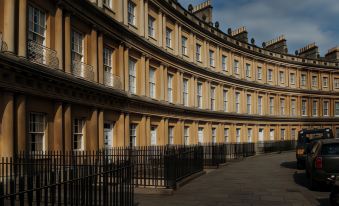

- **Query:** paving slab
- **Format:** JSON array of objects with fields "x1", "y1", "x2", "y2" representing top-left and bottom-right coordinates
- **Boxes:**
[{"x1": 135, "y1": 152, "x2": 331, "y2": 206}]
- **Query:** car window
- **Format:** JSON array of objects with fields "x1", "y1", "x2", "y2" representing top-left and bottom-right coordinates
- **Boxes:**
[{"x1": 321, "y1": 143, "x2": 339, "y2": 155}]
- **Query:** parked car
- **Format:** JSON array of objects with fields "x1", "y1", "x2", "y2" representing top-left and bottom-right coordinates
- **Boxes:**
[
  {"x1": 305, "y1": 139, "x2": 339, "y2": 190},
  {"x1": 296, "y1": 128, "x2": 333, "y2": 169},
  {"x1": 330, "y1": 176, "x2": 339, "y2": 206}
]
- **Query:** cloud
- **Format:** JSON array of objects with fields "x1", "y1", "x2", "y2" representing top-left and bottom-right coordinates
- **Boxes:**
[{"x1": 179, "y1": 0, "x2": 339, "y2": 55}]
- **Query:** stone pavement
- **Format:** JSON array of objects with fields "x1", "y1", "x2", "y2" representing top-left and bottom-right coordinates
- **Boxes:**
[{"x1": 135, "y1": 152, "x2": 331, "y2": 206}]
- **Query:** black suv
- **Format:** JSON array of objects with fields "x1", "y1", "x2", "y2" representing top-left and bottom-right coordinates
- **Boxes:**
[
  {"x1": 296, "y1": 128, "x2": 334, "y2": 169},
  {"x1": 305, "y1": 139, "x2": 339, "y2": 190}
]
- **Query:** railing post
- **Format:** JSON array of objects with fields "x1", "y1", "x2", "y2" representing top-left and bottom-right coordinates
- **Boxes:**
[{"x1": 0, "y1": 182, "x2": 4, "y2": 206}]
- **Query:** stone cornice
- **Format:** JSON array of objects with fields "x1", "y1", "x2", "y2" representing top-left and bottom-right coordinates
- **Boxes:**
[{"x1": 0, "y1": 53, "x2": 339, "y2": 124}]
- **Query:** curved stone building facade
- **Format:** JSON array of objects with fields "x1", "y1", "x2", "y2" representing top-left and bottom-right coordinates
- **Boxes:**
[{"x1": 0, "y1": 0, "x2": 338, "y2": 157}]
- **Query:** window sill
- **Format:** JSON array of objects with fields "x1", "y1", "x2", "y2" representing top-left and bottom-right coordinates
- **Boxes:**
[
  {"x1": 149, "y1": 35, "x2": 157, "y2": 41},
  {"x1": 128, "y1": 23, "x2": 138, "y2": 30}
]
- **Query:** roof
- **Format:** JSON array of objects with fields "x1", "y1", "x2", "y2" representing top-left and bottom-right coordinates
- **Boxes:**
[{"x1": 319, "y1": 138, "x2": 339, "y2": 144}]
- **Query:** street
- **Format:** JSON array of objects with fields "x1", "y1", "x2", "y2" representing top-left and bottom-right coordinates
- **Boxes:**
[{"x1": 136, "y1": 152, "x2": 331, "y2": 206}]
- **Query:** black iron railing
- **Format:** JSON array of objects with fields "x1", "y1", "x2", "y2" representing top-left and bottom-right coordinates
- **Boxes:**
[
  {"x1": 256, "y1": 140, "x2": 296, "y2": 153},
  {"x1": 202, "y1": 143, "x2": 256, "y2": 168},
  {"x1": 0, "y1": 150, "x2": 134, "y2": 206},
  {"x1": 27, "y1": 40, "x2": 59, "y2": 69}
]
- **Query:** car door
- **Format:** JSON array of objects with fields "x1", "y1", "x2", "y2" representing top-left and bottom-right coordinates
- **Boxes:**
[{"x1": 307, "y1": 142, "x2": 320, "y2": 174}]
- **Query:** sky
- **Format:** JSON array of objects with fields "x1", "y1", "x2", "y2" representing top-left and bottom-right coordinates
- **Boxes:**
[{"x1": 179, "y1": 0, "x2": 339, "y2": 56}]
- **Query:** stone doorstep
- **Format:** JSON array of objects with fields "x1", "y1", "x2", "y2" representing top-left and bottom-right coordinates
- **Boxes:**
[{"x1": 134, "y1": 170, "x2": 206, "y2": 196}]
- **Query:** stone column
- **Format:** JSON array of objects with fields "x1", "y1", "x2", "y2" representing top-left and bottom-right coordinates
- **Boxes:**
[
  {"x1": 63, "y1": 104, "x2": 72, "y2": 151},
  {"x1": 53, "y1": 102, "x2": 63, "y2": 151},
  {"x1": 124, "y1": 113, "x2": 130, "y2": 147},
  {"x1": 0, "y1": 92, "x2": 14, "y2": 157},
  {"x1": 124, "y1": 46, "x2": 130, "y2": 92},
  {"x1": 3, "y1": 0, "x2": 15, "y2": 53},
  {"x1": 87, "y1": 109, "x2": 98, "y2": 151},
  {"x1": 140, "y1": 54, "x2": 146, "y2": 96},
  {"x1": 98, "y1": 33, "x2": 104, "y2": 84},
  {"x1": 18, "y1": 0, "x2": 27, "y2": 57},
  {"x1": 118, "y1": 43, "x2": 125, "y2": 90},
  {"x1": 98, "y1": 110, "x2": 104, "y2": 149},
  {"x1": 64, "y1": 13, "x2": 72, "y2": 73},
  {"x1": 91, "y1": 29, "x2": 98, "y2": 82},
  {"x1": 116, "y1": 112, "x2": 125, "y2": 147},
  {"x1": 55, "y1": 7, "x2": 63, "y2": 70},
  {"x1": 144, "y1": 0, "x2": 149, "y2": 39},
  {"x1": 16, "y1": 95, "x2": 26, "y2": 153},
  {"x1": 139, "y1": 0, "x2": 145, "y2": 36}
]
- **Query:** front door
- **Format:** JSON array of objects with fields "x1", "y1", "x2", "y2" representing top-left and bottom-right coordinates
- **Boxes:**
[
  {"x1": 258, "y1": 129, "x2": 264, "y2": 142},
  {"x1": 104, "y1": 122, "x2": 114, "y2": 149}
]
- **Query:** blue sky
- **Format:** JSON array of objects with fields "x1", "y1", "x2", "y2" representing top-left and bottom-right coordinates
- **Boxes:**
[{"x1": 179, "y1": 0, "x2": 339, "y2": 56}]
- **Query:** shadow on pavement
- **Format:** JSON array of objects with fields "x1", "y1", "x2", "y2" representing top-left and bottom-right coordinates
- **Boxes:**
[
  {"x1": 317, "y1": 198, "x2": 331, "y2": 206},
  {"x1": 280, "y1": 161, "x2": 298, "y2": 169}
]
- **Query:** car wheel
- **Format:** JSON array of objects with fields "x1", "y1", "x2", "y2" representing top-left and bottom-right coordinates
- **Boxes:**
[
  {"x1": 309, "y1": 176, "x2": 319, "y2": 191},
  {"x1": 297, "y1": 160, "x2": 303, "y2": 169}
]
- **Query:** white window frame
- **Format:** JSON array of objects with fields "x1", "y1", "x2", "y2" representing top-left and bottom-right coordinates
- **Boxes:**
[
  {"x1": 148, "y1": 15, "x2": 155, "y2": 38},
  {"x1": 223, "y1": 89, "x2": 228, "y2": 112},
  {"x1": 291, "y1": 99, "x2": 296, "y2": 116},
  {"x1": 198, "y1": 127, "x2": 204, "y2": 144},
  {"x1": 212, "y1": 128, "x2": 217, "y2": 143},
  {"x1": 245, "y1": 64, "x2": 251, "y2": 78},
  {"x1": 267, "y1": 69, "x2": 273, "y2": 81},
  {"x1": 71, "y1": 29, "x2": 84, "y2": 63},
  {"x1": 258, "y1": 96, "x2": 263, "y2": 115},
  {"x1": 323, "y1": 77, "x2": 328, "y2": 88},
  {"x1": 183, "y1": 78, "x2": 189, "y2": 106},
  {"x1": 150, "y1": 126, "x2": 157, "y2": 146},
  {"x1": 280, "y1": 129, "x2": 285, "y2": 140},
  {"x1": 235, "y1": 92, "x2": 240, "y2": 113},
  {"x1": 336, "y1": 102, "x2": 339, "y2": 117},
  {"x1": 130, "y1": 124, "x2": 137, "y2": 147},
  {"x1": 167, "y1": 74, "x2": 173, "y2": 103},
  {"x1": 290, "y1": 73, "x2": 296, "y2": 85},
  {"x1": 301, "y1": 74, "x2": 307, "y2": 86},
  {"x1": 29, "y1": 112, "x2": 46, "y2": 152},
  {"x1": 224, "y1": 128, "x2": 229, "y2": 143},
  {"x1": 128, "y1": 1, "x2": 136, "y2": 26},
  {"x1": 233, "y1": 60, "x2": 239, "y2": 75},
  {"x1": 257, "y1": 67, "x2": 262, "y2": 80},
  {"x1": 236, "y1": 128, "x2": 241, "y2": 143},
  {"x1": 103, "y1": 0, "x2": 112, "y2": 9},
  {"x1": 184, "y1": 127, "x2": 190, "y2": 145},
  {"x1": 197, "y1": 82, "x2": 203, "y2": 109},
  {"x1": 28, "y1": 5, "x2": 46, "y2": 45},
  {"x1": 210, "y1": 86, "x2": 216, "y2": 110},
  {"x1": 73, "y1": 118, "x2": 84, "y2": 151},
  {"x1": 129, "y1": 58, "x2": 137, "y2": 94},
  {"x1": 246, "y1": 94, "x2": 251, "y2": 114},
  {"x1": 209, "y1": 50, "x2": 215, "y2": 67},
  {"x1": 312, "y1": 100, "x2": 318, "y2": 116},
  {"x1": 166, "y1": 28, "x2": 172, "y2": 48},
  {"x1": 196, "y1": 44, "x2": 201, "y2": 62},
  {"x1": 312, "y1": 76, "x2": 318, "y2": 87},
  {"x1": 269, "y1": 97, "x2": 274, "y2": 115},
  {"x1": 280, "y1": 98, "x2": 285, "y2": 115},
  {"x1": 323, "y1": 100, "x2": 329, "y2": 116},
  {"x1": 149, "y1": 68, "x2": 156, "y2": 98},
  {"x1": 247, "y1": 128, "x2": 253, "y2": 143},
  {"x1": 222, "y1": 55, "x2": 227, "y2": 71},
  {"x1": 182, "y1": 36, "x2": 188, "y2": 55},
  {"x1": 279, "y1": 71, "x2": 284, "y2": 83},
  {"x1": 334, "y1": 79, "x2": 339, "y2": 89},
  {"x1": 269, "y1": 129, "x2": 275, "y2": 141},
  {"x1": 168, "y1": 126, "x2": 174, "y2": 145}
]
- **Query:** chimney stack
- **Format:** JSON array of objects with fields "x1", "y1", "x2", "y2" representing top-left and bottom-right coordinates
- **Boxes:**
[
  {"x1": 231, "y1": 27, "x2": 248, "y2": 43},
  {"x1": 192, "y1": 0, "x2": 213, "y2": 24},
  {"x1": 263, "y1": 35, "x2": 288, "y2": 54},
  {"x1": 325, "y1": 46, "x2": 339, "y2": 62},
  {"x1": 297, "y1": 43, "x2": 319, "y2": 59}
]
